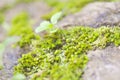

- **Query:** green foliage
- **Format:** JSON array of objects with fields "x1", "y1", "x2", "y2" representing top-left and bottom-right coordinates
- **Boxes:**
[
  {"x1": 14, "y1": 26, "x2": 120, "y2": 80},
  {"x1": 35, "y1": 12, "x2": 62, "y2": 33},
  {"x1": 9, "y1": 12, "x2": 33, "y2": 36},
  {"x1": 18, "y1": 33, "x2": 40, "y2": 48},
  {"x1": 50, "y1": 11, "x2": 62, "y2": 25}
]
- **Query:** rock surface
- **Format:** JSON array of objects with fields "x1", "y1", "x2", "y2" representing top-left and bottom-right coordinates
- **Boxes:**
[
  {"x1": 0, "y1": 27, "x2": 6, "y2": 42},
  {"x1": 83, "y1": 46, "x2": 120, "y2": 80},
  {"x1": 58, "y1": 2, "x2": 120, "y2": 28},
  {"x1": 0, "y1": 0, "x2": 15, "y2": 8},
  {"x1": 0, "y1": 43, "x2": 30, "y2": 80},
  {"x1": 0, "y1": 46, "x2": 21, "y2": 80}
]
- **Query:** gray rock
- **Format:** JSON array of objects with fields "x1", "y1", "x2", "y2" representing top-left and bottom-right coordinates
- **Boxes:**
[
  {"x1": 83, "y1": 46, "x2": 120, "y2": 80},
  {"x1": 58, "y1": 2, "x2": 120, "y2": 28},
  {"x1": 0, "y1": 27, "x2": 6, "y2": 42},
  {"x1": 0, "y1": 0, "x2": 15, "y2": 8},
  {"x1": 0, "y1": 43, "x2": 29, "y2": 80},
  {"x1": 0, "y1": 46, "x2": 21, "y2": 80}
]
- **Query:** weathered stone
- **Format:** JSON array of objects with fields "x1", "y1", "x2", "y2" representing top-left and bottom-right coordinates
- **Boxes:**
[
  {"x1": 0, "y1": 0, "x2": 15, "y2": 8},
  {"x1": 0, "y1": 42, "x2": 30, "y2": 80},
  {"x1": 58, "y1": 2, "x2": 120, "y2": 28},
  {"x1": 0, "y1": 27, "x2": 6, "y2": 42},
  {"x1": 83, "y1": 46, "x2": 120, "y2": 80}
]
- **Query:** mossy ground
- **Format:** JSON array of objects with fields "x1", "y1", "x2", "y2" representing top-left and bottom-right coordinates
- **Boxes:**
[
  {"x1": 14, "y1": 26, "x2": 120, "y2": 80},
  {"x1": 1, "y1": 0, "x2": 120, "y2": 80}
]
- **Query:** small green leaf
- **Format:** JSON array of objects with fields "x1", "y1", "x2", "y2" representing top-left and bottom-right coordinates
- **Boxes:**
[
  {"x1": 35, "y1": 21, "x2": 51, "y2": 33},
  {"x1": 50, "y1": 12, "x2": 62, "y2": 25}
]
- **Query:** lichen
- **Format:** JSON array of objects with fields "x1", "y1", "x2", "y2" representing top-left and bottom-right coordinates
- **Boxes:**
[{"x1": 14, "y1": 26, "x2": 120, "y2": 80}]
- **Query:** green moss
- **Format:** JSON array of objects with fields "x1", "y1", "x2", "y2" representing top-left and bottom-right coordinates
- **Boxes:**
[
  {"x1": 9, "y1": 12, "x2": 33, "y2": 36},
  {"x1": 18, "y1": 33, "x2": 40, "y2": 48},
  {"x1": 14, "y1": 26, "x2": 120, "y2": 80}
]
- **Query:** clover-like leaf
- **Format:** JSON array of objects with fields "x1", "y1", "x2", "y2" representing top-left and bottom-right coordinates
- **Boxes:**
[
  {"x1": 50, "y1": 12, "x2": 62, "y2": 25},
  {"x1": 35, "y1": 21, "x2": 51, "y2": 33}
]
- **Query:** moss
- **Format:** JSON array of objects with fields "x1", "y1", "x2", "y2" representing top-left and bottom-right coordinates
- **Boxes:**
[
  {"x1": 18, "y1": 33, "x2": 40, "y2": 48},
  {"x1": 14, "y1": 26, "x2": 120, "y2": 80},
  {"x1": 9, "y1": 12, "x2": 33, "y2": 36},
  {"x1": 8, "y1": 12, "x2": 37, "y2": 48}
]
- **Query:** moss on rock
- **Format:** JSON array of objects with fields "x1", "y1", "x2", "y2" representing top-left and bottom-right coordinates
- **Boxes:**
[
  {"x1": 9, "y1": 12, "x2": 33, "y2": 36},
  {"x1": 14, "y1": 26, "x2": 120, "y2": 80}
]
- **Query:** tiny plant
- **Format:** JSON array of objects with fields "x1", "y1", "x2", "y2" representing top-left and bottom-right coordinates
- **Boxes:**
[{"x1": 35, "y1": 11, "x2": 62, "y2": 33}]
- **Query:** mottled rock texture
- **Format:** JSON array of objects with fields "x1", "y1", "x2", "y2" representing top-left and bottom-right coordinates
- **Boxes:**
[
  {"x1": 83, "y1": 46, "x2": 120, "y2": 80},
  {"x1": 58, "y1": 2, "x2": 120, "y2": 28}
]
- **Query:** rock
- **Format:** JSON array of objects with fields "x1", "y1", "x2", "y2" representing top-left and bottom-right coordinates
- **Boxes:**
[
  {"x1": 0, "y1": 43, "x2": 29, "y2": 80},
  {"x1": 58, "y1": 2, "x2": 120, "y2": 28},
  {"x1": 0, "y1": 26, "x2": 6, "y2": 42},
  {"x1": 83, "y1": 46, "x2": 120, "y2": 80},
  {"x1": 0, "y1": 45, "x2": 20, "y2": 80}
]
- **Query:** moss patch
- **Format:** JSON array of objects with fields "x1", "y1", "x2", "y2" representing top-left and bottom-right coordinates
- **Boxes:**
[
  {"x1": 14, "y1": 26, "x2": 120, "y2": 80},
  {"x1": 9, "y1": 12, "x2": 33, "y2": 36}
]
